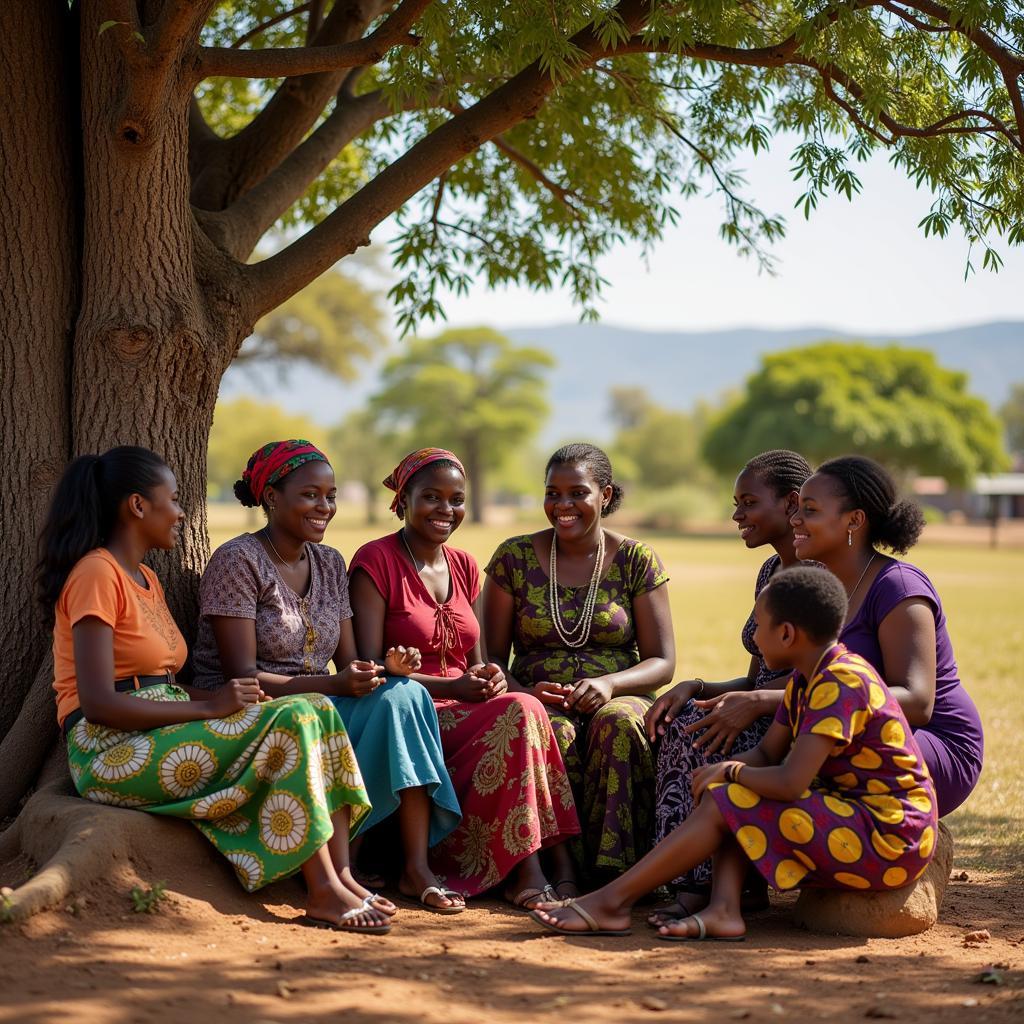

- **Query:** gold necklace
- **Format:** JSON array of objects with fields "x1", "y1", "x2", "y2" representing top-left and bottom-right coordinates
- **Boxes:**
[{"x1": 263, "y1": 527, "x2": 305, "y2": 569}]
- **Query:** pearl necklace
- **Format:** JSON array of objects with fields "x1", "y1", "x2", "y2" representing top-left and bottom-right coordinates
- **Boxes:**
[{"x1": 548, "y1": 529, "x2": 605, "y2": 649}]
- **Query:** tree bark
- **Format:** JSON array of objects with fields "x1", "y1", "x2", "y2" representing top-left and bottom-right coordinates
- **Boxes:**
[
  {"x1": 74, "y1": 11, "x2": 255, "y2": 640},
  {"x1": 0, "y1": 0, "x2": 77, "y2": 735}
]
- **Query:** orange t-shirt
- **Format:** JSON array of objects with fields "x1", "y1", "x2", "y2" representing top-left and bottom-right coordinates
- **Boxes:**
[{"x1": 52, "y1": 548, "x2": 187, "y2": 726}]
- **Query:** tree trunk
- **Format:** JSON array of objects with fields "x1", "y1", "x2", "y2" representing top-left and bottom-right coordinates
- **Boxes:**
[
  {"x1": 0, "y1": 0, "x2": 77, "y2": 735},
  {"x1": 465, "y1": 438, "x2": 484, "y2": 524},
  {"x1": 74, "y1": 13, "x2": 254, "y2": 641}
]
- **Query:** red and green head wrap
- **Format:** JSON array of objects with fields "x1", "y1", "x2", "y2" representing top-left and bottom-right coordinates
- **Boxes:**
[
  {"x1": 238, "y1": 440, "x2": 329, "y2": 507},
  {"x1": 383, "y1": 447, "x2": 465, "y2": 514}
]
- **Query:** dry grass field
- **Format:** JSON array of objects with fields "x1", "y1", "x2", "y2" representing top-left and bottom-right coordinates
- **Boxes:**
[{"x1": 210, "y1": 502, "x2": 1024, "y2": 873}]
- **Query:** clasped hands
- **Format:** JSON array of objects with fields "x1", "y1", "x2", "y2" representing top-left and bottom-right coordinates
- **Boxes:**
[
  {"x1": 450, "y1": 662, "x2": 507, "y2": 702},
  {"x1": 645, "y1": 682, "x2": 765, "y2": 754},
  {"x1": 332, "y1": 645, "x2": 423, "y2": 698},
  {"x1": 534, "y1": 677, "x2": 613, "y2": 715}
]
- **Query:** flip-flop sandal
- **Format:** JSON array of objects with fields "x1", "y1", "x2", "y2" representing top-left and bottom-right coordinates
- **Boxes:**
[
  {"x1": 399, "y1": 884, "x2": 466, "y2": 915},
  {"x1": 647, "y1": 895, "x2": 707, "y2": 927},
  {"x1": 506, "y1": 885, "x2": 558, "y2": 911},
  {"x1": 656, "y1": 912, "x2": 745, "y2": 943},
  {"x1": 530, "y1": 898, "x2": 631, "y2": 937},
  {"x1": 299, "y1": 904, "x2": 392, "y2": 935},
  {"x1": 363, "y1": 892, "x2": 398, "y2": 916}
]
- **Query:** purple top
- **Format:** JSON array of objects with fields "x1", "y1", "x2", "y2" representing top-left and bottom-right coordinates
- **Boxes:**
[
  {"x1": 840, "y1": 558, "x2": 983, "y2": 807},
  {"x1": 191, "y1": 533, "x2": 352, "y2": 689}
]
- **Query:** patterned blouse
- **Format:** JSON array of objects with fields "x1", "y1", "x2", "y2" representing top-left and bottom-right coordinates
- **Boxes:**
[
  {"x1": 191, "y1": 533, "x2": 352, "y2": 689},
  {"x1": 741, "y1": 554, "x2": 790, "y2": 690},
  {"x1": 484, "y1": 533, "x2": 669, "y2": 687}
]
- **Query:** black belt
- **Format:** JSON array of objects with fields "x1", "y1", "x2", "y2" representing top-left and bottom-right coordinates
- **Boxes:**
[{"x1": 62, "y1": 672, "x2": 173, "y2": 738}]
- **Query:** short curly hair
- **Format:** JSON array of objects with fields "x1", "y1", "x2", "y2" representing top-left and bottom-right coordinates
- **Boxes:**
[{"x1": 761, "y1": 566, "x2": 848, "y2": 643}]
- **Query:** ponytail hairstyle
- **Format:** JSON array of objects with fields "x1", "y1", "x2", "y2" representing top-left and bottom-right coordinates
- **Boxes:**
[
  {"x1": 815, "y1": 455, "x2": 926, "y2": 554},
  {"x1": 36, "y1": 446, "x2": 169, "y2": 625},
  {"x1": 743, "y1": 449, "x2": 812, "y2": 499},
  {"x1": 545, "y1": 443, "x2": 624, "y2": 517}
]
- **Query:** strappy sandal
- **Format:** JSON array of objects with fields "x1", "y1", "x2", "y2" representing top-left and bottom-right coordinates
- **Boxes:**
[
  {"x1": 400, "y1": 884, "x2": 466, "y2": 915},
  {"x1": 551, "y1": 879, "x2": 580, "y2": 900},
  {"x1": 656, "y1": 911, "x2": 745, "y2": 943},
  {"x1": 505, "y1": 885, "x2": 557, "y2": 911},
  {"x1": 530, "y1": 898, "x2": 631, "y2": 937},
  {"x1": 299, "y1": 903, "x2": 392, "y2": 935}
]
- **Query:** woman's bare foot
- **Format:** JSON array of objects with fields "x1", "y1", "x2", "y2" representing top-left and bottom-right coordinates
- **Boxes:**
[
  {"x1": 337, "y1": 865, "x2": 398, "y2": 916},
  {"x1": 657, "y1": 904, "x2": 745, "y2": 941},
  {"x1": 504, "y1": 854, "x2": 553, "y2": 910},
  {"x1": 647, "y1": 889, "x2": 708, "y2": 927},
  {"x1": 532, "y1": 892, "x2": 631, "y2": 934},
  {"x1": 399, "y1": 866, "x2": 465, "y2": 911}
]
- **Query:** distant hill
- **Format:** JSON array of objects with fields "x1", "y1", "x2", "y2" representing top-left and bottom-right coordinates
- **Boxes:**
[{"x1": 220, "y1": 320, "x2": 1024, "y2": 443}]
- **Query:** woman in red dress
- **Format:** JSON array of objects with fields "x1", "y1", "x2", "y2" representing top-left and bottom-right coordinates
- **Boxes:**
[{"x1": 349, "y1": 449, "x2": 580, "y2": 909}]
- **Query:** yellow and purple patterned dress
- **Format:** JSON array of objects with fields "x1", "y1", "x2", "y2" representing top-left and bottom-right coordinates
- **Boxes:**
[{"x1": 710, "y1": 643, "x2": 938, "y2": 892}]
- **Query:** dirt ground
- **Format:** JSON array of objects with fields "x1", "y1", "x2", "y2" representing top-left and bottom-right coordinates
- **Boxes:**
[{"x1": 1, "y1": 836, "x2": 1021, "y2": 1024}]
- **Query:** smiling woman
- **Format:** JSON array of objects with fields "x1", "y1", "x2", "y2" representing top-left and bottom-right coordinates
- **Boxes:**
[{"x1": 191, "y1": 438, "x2": 462, "y2": 921}]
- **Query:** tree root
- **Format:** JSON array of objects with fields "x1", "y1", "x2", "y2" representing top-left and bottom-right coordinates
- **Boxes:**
[
  {"x1": 0, "y1": 652, "x2": 58, "y2": 820},
  {"x1": 0, "y1": 746, "x2": 217, "y2": 925}
]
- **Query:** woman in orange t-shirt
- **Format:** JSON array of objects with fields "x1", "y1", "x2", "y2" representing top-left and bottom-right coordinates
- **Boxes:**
[{"x1": 39, "y1": 446, "x2": 390, "y2": 934}]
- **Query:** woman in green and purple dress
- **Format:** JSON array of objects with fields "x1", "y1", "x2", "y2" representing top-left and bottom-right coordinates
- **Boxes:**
[{"x1": 483, "y1": 444, "x2": 675, "y2": 884}]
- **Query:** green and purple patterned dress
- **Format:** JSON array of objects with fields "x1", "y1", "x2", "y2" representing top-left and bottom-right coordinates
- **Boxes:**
[{"x1": 485, "y1": 534, "x2": 669, "y2": 875}]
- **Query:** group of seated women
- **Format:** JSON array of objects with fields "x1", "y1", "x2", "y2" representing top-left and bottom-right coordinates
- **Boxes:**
[{"x1": 39, "y1": 439, "x2": 982, "y2": 938}]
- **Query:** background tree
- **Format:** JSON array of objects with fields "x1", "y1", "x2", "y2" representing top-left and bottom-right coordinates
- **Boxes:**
[
  {"x1": 702, "y1": 342, "x2": 1009, "y2": 484},
  {"x1": 999, "y1": 383, "x2": 1024, "y2": 461},
  {"x1": 371, "y1": 327, "x2": 553, "y2": 522},
  {"x1": 329, "y1": 407, "x2": 405, "y2": 524},
  {"x1": 4, "y1": 0, "x2": 1024, "y2": 920},
  {"x1": 609, "y1": 386, "x2": 711, "y2": 490},
  {"x1": 206, "y1": 397, "x2": 322, "y2": 499},
  {"x1": 235, "y1": 261, "x2": 388, "y2": 378}
]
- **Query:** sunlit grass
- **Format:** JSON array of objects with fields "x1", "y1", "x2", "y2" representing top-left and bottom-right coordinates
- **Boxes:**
[{"x1": 209, "y1": 503, "x2": 1024, "y2": 874}]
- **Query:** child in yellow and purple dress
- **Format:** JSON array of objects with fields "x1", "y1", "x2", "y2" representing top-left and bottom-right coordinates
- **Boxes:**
[{"x1": 531, "y1": 565, "x2": 937, "y2": 941}]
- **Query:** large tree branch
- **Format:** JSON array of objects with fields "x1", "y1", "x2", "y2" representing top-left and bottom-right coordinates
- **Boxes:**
[
  {"x1": 244, "y1": 0, "x2": 658, "y2": 316},
  {"x1": 189, "y1": 0, "x2": 395, "y2": 210},
  {"x1": 194, "y1": 0, "x2": 430, "y2": 81}
]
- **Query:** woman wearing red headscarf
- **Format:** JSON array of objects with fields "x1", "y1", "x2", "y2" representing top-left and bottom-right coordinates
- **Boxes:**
[
  {"x1": 193, "y1": 440, "x2": 464, "y2": 915},
  {"x1": 349, "y1": 449, "x2": 581, "y2": 907}
]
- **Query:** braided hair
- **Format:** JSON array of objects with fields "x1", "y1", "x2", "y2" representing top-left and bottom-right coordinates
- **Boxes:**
[
  {"x1": 744, "y1": 449, "x2": 812, "y2": 498},
  {"x1": 545, "y1": 443, "x2": 623, "y2": 516},
  {"x1": 815, "y1": 455, "x2": 925, "y2": 554}
]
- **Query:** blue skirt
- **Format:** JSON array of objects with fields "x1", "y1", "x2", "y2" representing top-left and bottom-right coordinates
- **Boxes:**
[{"x1": 330, "y1": 676, "x2": 460, "y2": 847}]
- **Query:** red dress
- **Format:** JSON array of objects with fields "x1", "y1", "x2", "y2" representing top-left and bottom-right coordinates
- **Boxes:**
[{"x1": 350, "y1": 534, "x2": 580, "y2": 895}]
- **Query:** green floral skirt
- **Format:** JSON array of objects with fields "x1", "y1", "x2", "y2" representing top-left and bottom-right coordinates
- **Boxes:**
[{"x1": 65, "y1": 685, "x2": 371, "y2": 892}]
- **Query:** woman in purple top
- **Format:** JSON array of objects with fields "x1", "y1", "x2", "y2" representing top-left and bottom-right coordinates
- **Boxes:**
[{"x1": 790, "y1": 455, "x2": 983, "y2": 817}]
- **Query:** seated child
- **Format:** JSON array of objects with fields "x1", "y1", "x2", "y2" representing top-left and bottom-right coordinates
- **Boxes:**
[{"x1": 532, "y1": 565, "x2": 938, "y2": 940}]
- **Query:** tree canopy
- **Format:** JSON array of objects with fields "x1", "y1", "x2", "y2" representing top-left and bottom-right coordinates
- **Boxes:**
[
  {"x1": 190, "y1": 1, "x2": 1024, "y2": 332},
  {"x1": 702, "y1": 341, "x2": 1009, "y2": 484},
  {"x1": 370, "y1": 326, "x2": 554, "y2": 521},
  {"x1": 999, "y1": 382, "x2": 1024, "y2": 458}
]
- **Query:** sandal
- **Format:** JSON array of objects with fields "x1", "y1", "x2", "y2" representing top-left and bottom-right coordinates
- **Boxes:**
[
  {"x1": 656, "y1": 911, "x2": 745, "y2": 943},
  {"x1": 551, "y1": 879, "x2": 580, "y2": 900},
  {"x1": 400, "y1": 884, "x2": 466, "y2": 915},
  {"x1": 363, "y1": 892, "x2": 398, "y2": 916},
  {"x1": 299, "y1": 903, "x2": 392, "y2": 935},
  {"x1": 505, "y1": 885, "x2": 557, "y2": 911},
  {"x1": 530, "y1": 898, "x2": 631, "y2": 937}
]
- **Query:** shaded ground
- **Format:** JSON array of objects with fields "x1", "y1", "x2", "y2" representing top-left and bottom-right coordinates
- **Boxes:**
[{"x1": 1, "y1": 843, "x2": 1021, "y2": 1024}]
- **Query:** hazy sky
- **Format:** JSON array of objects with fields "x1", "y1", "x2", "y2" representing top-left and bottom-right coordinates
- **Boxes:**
[{"x1": 395, "y1": 141, "x2": 1024, "y2": 335}]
